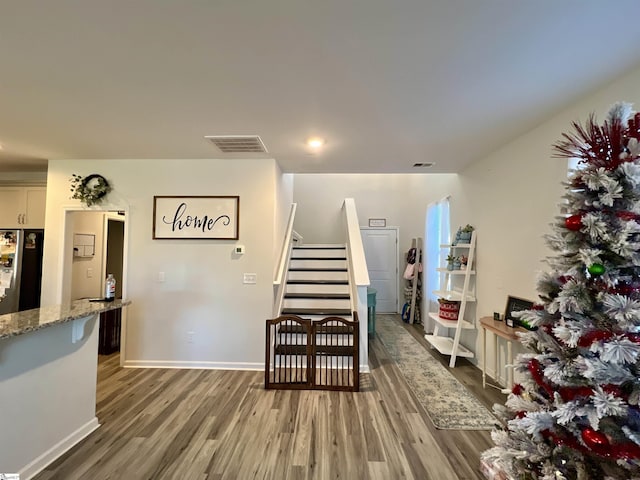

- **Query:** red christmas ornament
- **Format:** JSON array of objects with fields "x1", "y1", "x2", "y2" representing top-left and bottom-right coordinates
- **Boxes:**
[
  {"x1": 578, "y1": 330, "x2": 613, "y2": 347},
  {"x1": 512, "y1": 384, "x2": 524, "y2": 396},
  {"x1": 532, "y1": 303, "x2": 544, "y2": 311},
  {"x1": 615, "y1": 441, "x2": 640, "y2": 460},
  {"x1": 626, "y1": 333, "x2": 640, "y2": 344},
  {"x1": 565, "y1": 214, "x2": 583, "y2": 231},
  {"x1": 515, "y1": 411, "x2": 526, "y2": 419},
  {"x1": 581, "y1": 427, "x2": 610, "y2": 453}
]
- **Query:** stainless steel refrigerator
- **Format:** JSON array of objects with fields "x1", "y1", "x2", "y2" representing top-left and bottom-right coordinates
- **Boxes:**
[{"x1": 0, "y1": 229, "x2": 44, "y2": 315}]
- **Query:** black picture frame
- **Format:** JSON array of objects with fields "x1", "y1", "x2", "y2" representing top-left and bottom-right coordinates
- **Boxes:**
[{"x1": 504, "y1": 295, "x2": 533, "y2": 328}]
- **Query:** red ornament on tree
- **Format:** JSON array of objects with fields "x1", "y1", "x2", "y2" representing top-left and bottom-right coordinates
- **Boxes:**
[
  {"x1": 565, "y1": 214, "x2": 583, "y2": 231},
  {"x1": 582, "y1": 427, "x2": 610, "y2": 453},
  {"x1": 512, "y1": 384, "x2": 524, "y2": 396}
]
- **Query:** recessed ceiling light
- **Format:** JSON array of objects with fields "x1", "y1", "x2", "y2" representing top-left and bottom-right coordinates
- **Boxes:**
[
  {"x1": 413, "y1": 162, "x2": 435, "y2": 168},
  {"x1": 306, "y1": 137, "x2": 325, "y2": 149}
]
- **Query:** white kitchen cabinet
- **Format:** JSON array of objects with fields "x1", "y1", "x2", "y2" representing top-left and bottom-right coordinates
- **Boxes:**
[{"x1": 0, "y1": 186, "x2": 47, "y2": 228}]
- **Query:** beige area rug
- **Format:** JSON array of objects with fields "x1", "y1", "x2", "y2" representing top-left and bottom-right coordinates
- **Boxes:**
[{"x1": 376, "y1": 314, "x2": 497, "y2": 430}]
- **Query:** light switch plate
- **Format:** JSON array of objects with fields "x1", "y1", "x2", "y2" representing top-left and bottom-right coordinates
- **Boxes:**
[{"x1": 243, "y1": 273, "x2": 257, "y2": 284}]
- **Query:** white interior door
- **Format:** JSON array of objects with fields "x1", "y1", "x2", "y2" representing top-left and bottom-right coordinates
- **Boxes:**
[{"x1": 360, "y1": 227, "x2": 399, "y2": 313}]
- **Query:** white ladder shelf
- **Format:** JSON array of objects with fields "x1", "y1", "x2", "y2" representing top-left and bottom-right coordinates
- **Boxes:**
[{"x1": 424, "y1": 231, "x2": 477, "y2": 367}]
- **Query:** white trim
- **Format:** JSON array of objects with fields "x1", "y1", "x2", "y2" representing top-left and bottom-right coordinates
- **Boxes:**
[
  {"x1": 19, "y1": 417, "x2": 100, "y2": 480},
  {"x1": 123, "y1": 360, "x2": 264, "y2": 371},
  {"x1": 122, "y1": 360, "x2": 368, "y2": 374}
]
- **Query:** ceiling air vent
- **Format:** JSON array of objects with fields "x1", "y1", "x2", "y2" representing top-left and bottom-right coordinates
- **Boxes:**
[
  {"x1": 413, "y1": 162, "x2": 435, "y2": 168},
  {"x1": 205, "y1": 135, "x2": 268, "y2": 153}
]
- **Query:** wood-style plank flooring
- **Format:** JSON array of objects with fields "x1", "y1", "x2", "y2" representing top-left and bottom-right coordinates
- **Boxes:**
[{"x1": 35, "y1": 317, "x2": 506, "y2": 480}]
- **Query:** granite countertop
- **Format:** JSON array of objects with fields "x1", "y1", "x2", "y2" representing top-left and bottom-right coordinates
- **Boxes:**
[{"x1": 0, "y1": 298, "x2": 131, "y2": 340}]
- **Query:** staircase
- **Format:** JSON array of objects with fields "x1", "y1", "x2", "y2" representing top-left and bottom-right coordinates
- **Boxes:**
[
  {"x1": 283, "y1": 244, "x2": 352, "y2": 320},
  {"x1": 265, "y1": 244, "x2": 359, "y2": 391}
]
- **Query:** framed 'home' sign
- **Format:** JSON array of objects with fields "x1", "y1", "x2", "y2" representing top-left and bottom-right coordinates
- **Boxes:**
[{"x1": 153, "y1": 196, "x2": 239, "y2": 240}]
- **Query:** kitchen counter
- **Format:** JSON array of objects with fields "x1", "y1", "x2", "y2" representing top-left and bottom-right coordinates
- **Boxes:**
[
  {"x1": 0, "y1": 298, "x2": 131, "y2": 478},
  {"x1": 0, "y1": 298, "x2": 130, "y2": 339}
]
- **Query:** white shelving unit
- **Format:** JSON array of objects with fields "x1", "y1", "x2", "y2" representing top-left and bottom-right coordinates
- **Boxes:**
[{"x1": 424, "y1": 231, "x2": 477, "y2": 367}]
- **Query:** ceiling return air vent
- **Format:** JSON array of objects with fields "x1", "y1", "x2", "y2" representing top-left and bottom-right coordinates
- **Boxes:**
[{"x1": 205, "y1": 135, "x2": 268, "y2": 153}]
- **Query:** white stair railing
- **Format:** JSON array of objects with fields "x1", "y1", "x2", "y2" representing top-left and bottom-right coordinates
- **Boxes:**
[
  {"x1": 273, "y1": 203, "x2": 298, "y2": 317},
  {"x1": 342, "y1": 198, "x2": 370, "y2": 371}
]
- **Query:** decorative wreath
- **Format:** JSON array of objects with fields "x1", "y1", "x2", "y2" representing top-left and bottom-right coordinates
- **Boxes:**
[{"x1": 69, "y1": 173, "x2": 112, "y2": 207}]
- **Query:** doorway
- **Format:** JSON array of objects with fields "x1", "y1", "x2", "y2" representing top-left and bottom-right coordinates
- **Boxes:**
[
  {"x1": 63, "y1": 209, "x2": 128, "y2": 364},
  {"x1": 360, "y1": 227, "x2": 399, "y2": 313},
  {"x1": 104, "y1": 213, "x2": 125, "y2": 299}
]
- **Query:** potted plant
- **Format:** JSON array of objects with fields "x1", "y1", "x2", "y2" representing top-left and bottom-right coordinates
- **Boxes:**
[
  {"x1": 446, "y1": 254, "x2": 456, "y2": 270},
  {"x1": 459, "y1": 224, "x2": 474, "y2": 243}
]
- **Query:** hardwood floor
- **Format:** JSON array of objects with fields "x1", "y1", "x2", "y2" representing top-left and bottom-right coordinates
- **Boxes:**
[{"x1": 35, "y1": 317, "x2": 506, "y2": 480}]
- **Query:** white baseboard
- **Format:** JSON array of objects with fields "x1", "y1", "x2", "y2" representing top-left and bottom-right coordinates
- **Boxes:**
[
  {"x1": 123, "y1": 360, "x2": 263, "y2": 370},
  {"x1": 20, "y1": 417, "x2": 100, "y2": 480},
  {"x1": 123, "y1": 360, "x2": 371, "y2": 375}
]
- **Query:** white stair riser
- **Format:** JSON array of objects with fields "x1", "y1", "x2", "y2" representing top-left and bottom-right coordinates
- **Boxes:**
[
  {"x1": 274, "y1": 334, "x2": 354, "y2": 346},
  {"x1": 272, "y1": 357, "x2": 356, "y2": 368},
  {"x1": 283, "y1": 298, "x2": 351, "y2": 309},
  {"x1": 290, "y1": 259, "x2": 347, "y2": 269},
  {"x1": 288, "y1": 271, "x2": 348, "y2": 281},
  {"x1": 296, "y1": 244, "x2": 345, "y2": 249},
  {"x1": 286, "y1": 284, "x2": 350, "y2": 295},
  {"x1": 292, "y1": 249, "x2": 346, "y2": 259}
]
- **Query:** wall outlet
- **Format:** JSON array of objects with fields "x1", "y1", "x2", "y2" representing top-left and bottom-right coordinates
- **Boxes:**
[
  {"x1": 187, "y1": 331, "x2": 195, "y2": 344},
  {"x1": 243, "y1": 273, "x2": 257, "y2": 284},
  {"x1": 235, "y1": 245, "x2": 245, "y2": 254}
]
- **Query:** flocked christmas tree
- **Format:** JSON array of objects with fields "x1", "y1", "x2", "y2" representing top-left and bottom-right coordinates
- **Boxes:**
[{"x1": 482, "y1": 102, "x2": 640, "y2": 480}]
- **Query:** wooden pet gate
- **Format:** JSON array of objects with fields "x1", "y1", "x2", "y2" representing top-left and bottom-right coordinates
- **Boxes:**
[{"x1": 265, "y1": 313, "x2": 359, "y2": 392}]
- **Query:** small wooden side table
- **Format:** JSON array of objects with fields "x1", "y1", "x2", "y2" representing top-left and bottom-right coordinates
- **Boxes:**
[{"x1": 479, "y1": 316, "x2": 526, "y2": 393}]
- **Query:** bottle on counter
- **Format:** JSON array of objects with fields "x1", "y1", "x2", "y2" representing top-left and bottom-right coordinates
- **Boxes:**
[{"x1": 105, "y1": 274, "x2": 116, "y2": 302}]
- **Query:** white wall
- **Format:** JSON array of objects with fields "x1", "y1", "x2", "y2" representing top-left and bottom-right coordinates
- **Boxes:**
[
  {"x1": 70, "y1": 212, "x2": 105, "y2": 300},
  {"x1": 273, "y1": 167, "x2": 294, "y2": 271},
  {"x1": 457, "y1": 64, "x2": 640, "y2": 384},
  {"x1": 293, "y1": 173, "x2": 461, "y2": 249},
  {"x1": 42, "y1": 159, "x2": 279, "y2": 369}
]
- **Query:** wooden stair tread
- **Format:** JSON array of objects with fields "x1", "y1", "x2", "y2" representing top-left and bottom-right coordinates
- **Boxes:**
[
  {"x1": 290, "y1": 256, "x2": 347, "y2": 260},
  {"x1": 288, "y1": 268, "x2": 347, "y2": 272},
  {"x1": 287, "y1": 280, "x2": 348, "y2": 285},
  {"x1": 274, "y1": 344, "x2": 356, "y2": 356},
  {"x1": 277, "y1": 324, "x2": 354, "y2": 334},
  {"x1": 284, "y1": 293, "x2": 350, "y2": 299},
  {"x1": 281, "y1": 307, "x2": 352, "y2": 316}
]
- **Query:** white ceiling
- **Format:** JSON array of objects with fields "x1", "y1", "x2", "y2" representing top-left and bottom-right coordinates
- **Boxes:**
[{"x1": 2, "y1": 1, "x2": 640, "y2": 174}]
